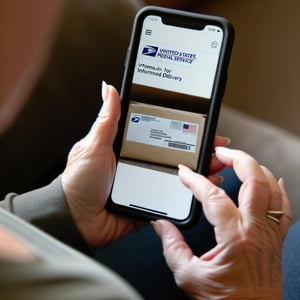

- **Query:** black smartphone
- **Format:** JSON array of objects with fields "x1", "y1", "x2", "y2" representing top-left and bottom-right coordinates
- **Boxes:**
[{"x1": 107, "y1": 6, "x2": 234, "y2": 226}]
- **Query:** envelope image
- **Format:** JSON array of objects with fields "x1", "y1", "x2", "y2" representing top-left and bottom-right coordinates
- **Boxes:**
[{"x1": 120, "y1": 102, "x2": 206, "y2": 170}]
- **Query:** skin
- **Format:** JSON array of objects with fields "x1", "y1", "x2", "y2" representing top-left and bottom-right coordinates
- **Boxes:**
[
  {"x1": 0, "y1": 0, "x2": 64, "y2": 260},
  {"x1": 0, "y1": 0, "x2": 63, "y2": 134},
  {"x1": 0, "y1": 226, "x2": 35, "y2": 262},
  {"x1": 152, "y1": 148, "x2": 292, "y2": 299}
]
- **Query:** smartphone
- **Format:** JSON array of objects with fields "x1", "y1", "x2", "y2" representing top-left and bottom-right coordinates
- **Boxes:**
[{"x1": 107, "y1": 6, "x2": 234, "y2": 226}]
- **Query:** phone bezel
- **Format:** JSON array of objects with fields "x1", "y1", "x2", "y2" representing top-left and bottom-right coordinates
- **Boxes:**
[{"x1": 107, "y1": 6, "x2": 234, "y2": 227}]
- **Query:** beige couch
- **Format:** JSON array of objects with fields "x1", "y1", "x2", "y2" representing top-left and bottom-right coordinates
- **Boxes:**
[
  {"x1": 1, "y1": 0, "x2": 299, "y2": 220},
  {"x1": 146, "y1": 0, "x2": 300, "y2": 220},
  {"x1": 187, "y1": 0, "x2": 300, "y2": 220}
]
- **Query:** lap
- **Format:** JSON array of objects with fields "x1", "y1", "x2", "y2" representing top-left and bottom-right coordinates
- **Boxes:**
[{"x1": 93, "y1": 168, "x2": 241, "y2": 300}]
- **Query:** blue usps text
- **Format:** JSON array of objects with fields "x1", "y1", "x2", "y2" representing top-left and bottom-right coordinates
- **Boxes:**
[
  {"x1": 157, "y1": 48, "x2": 196, "y2": 64},
  {"x1": 142, "y1": 45, "x2": 196, "y2": 65}
]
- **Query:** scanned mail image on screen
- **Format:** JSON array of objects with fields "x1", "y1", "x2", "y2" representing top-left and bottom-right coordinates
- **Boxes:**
[{"x1": 120, "y1": 101, "x2": 206, "y2": 171}]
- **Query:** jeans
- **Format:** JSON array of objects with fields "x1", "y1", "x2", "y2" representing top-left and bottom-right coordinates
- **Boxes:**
[{"x1": 283, "y1": 219, "x2": 300, "y2": 299}]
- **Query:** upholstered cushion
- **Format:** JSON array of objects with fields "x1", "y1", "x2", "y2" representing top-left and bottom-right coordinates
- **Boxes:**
[{"x1": 218, "y1": 105, "x2": 300, "y2": 221}]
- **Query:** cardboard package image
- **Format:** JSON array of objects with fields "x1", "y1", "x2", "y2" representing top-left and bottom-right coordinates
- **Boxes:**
[{"x1": 120, "y1": 101, "x2": 206, "y2": 171}]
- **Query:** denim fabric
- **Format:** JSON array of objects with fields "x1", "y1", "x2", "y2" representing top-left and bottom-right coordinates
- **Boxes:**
[{"x1": 283, "y1": 220, "x2": 300, "y2": 299}]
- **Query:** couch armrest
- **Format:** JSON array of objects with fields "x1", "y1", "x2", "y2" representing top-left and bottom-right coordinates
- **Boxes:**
[{"x1": 218, "y1": 105, "x2": 300, "y2": 221}]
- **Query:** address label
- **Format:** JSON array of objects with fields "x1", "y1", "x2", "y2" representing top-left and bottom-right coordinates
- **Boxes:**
[{"x1": 126, "y1": 113, "x2": 199, "y2": 153}]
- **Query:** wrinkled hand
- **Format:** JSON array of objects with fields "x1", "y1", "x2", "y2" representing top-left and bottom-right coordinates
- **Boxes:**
[
  {"x1": 62, "y1": 82, "x2": 230, "y2": 247},
  {"x1": 153, "y1": 147, "x2": 292, "y2": 299},
  {"x1": 62, "y1": 82, "x2": 135, "y2": 246}
]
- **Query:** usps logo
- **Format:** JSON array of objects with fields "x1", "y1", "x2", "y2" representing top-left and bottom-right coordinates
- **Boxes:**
[
  {"x1": 142, "y1": 45, "x2": 158, "y2": 57},
  {"x1": 131, "y1": 115, "x2": 141, "y2": 123}
]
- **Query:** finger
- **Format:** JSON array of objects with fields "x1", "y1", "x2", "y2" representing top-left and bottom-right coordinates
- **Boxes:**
[
  {"x1": 208, "y1": 174, "x2": 224, "y2": 185},
  {"x1": 151, "y1": 220, "x2": 193, "y2": 272},
  {"x1": 214, "y1": 136, "x2": 231, "y2": 148},
  {"x1": 178, "y1": 164, "x2": 238, "y2": 231},
  {"x1": 260, "y1": 166, "x2": 289, "y2": 232},
  {"x1": 260, "y1": 166, "x2": 282, "y2": 212},
  {"x1": 209, "y1": 136, "x2": 231, "y2": 174},
  {"x1": 215, "y1": 147, "x2": 270, "y2": 217},
  {"x1": 209, "y1": 153, "x2": 226, "y2": 174},
  {"x1": 278, "y1": 179, "x2": 292, "y2": 239},
  {"x1": 88, "y1": 81, "x2": 121, "y2": 145}
]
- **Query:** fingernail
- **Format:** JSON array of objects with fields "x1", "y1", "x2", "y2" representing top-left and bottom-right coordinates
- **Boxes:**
[
  {"x1": 178, "y1": 164, "x2": 189, "y2": 171},
  {"x1": 101, "y1": 80, "x2": 109, "y2": 102},
  {"x1": 209, "y1": 175, "x2": 224, "y2": 185},
  {"x1": 223, "y1": 137, "x2": 231, "y2": 146},
  {"x1": 215, "y1": 146, "x2": 230, "y2": 155},
  {"x1": 278, "y1": 178, "x2": 285, "y2": 188},
  {"x1": 150, "y1": 220, "x2": 161, "y2": 232},
  {"x1": 177, "y1": 164, "x2": 191, "y2": 175},
  {"x1": 178, "y1": 164, "x2": 184, "y2": 170},
  {"x1": 216, "y1": 175, "x2": 224, "y2": 184}
]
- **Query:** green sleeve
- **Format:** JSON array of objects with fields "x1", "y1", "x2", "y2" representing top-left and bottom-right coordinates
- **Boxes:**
[
  {"x1": 0, "y1": 208, "x2": 142, "y2": 300},
  {"x1": 0, "y1": 177, "x2": 89, "y2": 252}
]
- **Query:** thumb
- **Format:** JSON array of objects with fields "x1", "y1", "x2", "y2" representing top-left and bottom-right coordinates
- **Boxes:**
[
  {"x1": 88, "y1": 81, "x2": 121, "y2": 145},
  {"x1": 152, "y1": 220, "x2": 193, "y2": 272}
]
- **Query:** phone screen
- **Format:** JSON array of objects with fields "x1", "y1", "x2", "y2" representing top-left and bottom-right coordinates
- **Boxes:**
[{"x1": 111, "y1": 11, "x2": 226, "y2": 223}]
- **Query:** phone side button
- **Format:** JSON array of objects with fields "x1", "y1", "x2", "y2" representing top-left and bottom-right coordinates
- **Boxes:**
[
  {"x1": 220, "y1": 73, "x2": 228, "y2": 98},
  {"x1": 124, "y1": 48, "x2": 130, "y2": 68}
]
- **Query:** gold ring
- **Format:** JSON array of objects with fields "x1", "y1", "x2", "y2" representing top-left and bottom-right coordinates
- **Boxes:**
[{"x1": 266, "y1": 210, "x2": 284, "y2": 224}]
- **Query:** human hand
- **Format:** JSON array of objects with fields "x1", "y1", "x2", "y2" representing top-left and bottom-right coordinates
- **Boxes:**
[
  {"x1": 62, "y1": 82, "x2": 136, "y2": 246},
  {"x1": 152, "y1": 147, "x2": 292, "y2": 299},
  {"x1": 62, "y1": 81, "x2": 230, "y2": 247}
]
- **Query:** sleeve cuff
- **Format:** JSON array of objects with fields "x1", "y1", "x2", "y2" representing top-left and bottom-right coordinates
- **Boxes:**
[{"x1": 0, "y1": 177, "x2": 90, "y2": 253}]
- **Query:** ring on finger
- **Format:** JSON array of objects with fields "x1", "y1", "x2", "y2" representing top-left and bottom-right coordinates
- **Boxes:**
[{"x1": 266, "y1": 210, "x2": 284, "y2": 224}]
